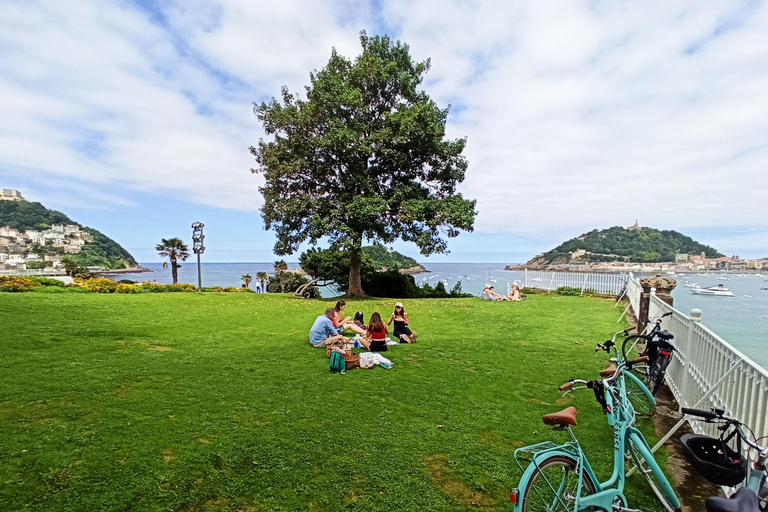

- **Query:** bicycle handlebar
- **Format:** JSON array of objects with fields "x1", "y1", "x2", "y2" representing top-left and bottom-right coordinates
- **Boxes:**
[
  {"x1": 681, "y1": 407, "x2": 718, "y2": 420},
  {"x1": 559, "y1": 381, "x2": 574, "y2": 391},
  {"x1": 682, "y1": 408, "x2": 768, "y2": 455}
]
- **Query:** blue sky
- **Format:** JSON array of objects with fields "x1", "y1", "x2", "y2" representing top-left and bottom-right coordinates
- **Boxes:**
[{"x1": 1, "y1": 0, "x2": 767, "y2": 263}]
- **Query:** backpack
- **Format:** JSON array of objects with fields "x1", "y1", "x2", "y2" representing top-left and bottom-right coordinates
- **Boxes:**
[
  {"x1": 329, "y1": 351, "x2": 346, "y2": 374},
  {"x1": 354, "y1": 311, "x2": 364, "y2": 324}
]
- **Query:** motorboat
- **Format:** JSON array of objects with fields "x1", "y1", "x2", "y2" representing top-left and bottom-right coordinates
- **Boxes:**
[
  {"x1": 684, "y1": 283, "x2": 700, "y2": 288},
  {"x1": 690, "y1": 284, "x2": 734, "y2": 297}
]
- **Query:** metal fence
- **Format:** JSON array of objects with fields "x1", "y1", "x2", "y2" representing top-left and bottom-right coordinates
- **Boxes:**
[
  {"x1": 1, "y1": 268, "x2": 67, "y2": 276},
  {"x1": 522, "y1": 269, "x2": 630, "y2": 295},
  {"x1": 627, "y1": 277, "x2": 768, "y2": 443}
]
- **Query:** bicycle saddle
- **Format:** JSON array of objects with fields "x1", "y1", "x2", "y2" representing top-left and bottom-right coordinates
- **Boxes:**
[
  {"x1": 705, "y1": 487, "x2": 760, "y2": 512},
  {"x1": 542, "y1": 406, "x2": 578, "y2": 426},
  {"x1": 600, "y1": 364, "x2": 617, "y2": 377},
  {"x1": 656, "y1": 329, "x2": 674, "y2": 340}
]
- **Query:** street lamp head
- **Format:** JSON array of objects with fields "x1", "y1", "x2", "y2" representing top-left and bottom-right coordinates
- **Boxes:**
[{"x1": 191, "y1": 222, "x2": 204, "y2": 229}]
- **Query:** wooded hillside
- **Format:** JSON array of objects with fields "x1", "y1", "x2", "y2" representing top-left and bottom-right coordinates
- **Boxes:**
[{"x1": 530, "y1": 225, "x2": 722, "y2": 264}]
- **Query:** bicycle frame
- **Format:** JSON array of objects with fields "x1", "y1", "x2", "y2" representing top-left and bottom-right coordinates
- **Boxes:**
[{"x1": 512, "y1": 363, "x2": 679, "y2": 511}]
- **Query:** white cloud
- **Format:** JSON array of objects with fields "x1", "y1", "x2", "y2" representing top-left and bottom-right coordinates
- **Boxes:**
[{"x1": 0, "y1": 0, "x2": 766, "y2": 255}]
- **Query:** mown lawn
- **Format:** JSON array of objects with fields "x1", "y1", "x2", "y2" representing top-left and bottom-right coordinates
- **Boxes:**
[{"x1": 0, "y1": 291, "x2": 669, "y2": 511}]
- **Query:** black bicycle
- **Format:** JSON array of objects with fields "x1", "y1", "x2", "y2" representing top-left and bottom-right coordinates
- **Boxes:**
[
  {"x1": 681, "y1": 407, "x2": 768, "y2": 512},
  {"x1": 621, "y1": 312, "x2": 675, "y2": 396}
]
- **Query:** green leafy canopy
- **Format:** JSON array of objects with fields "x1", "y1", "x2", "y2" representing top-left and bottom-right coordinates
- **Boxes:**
[{"x1": 250, "y1": 31, "x2": 477, "y2": 258}]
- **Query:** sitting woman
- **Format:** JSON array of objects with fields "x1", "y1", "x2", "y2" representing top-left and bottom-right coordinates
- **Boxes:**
[
  {"x1": 332, "y1": 300, "x2": 366, "y2": 335},
  {"x1": 363, "y1": 312, "x2": 389, "y2": 352},
  {"x1": 507, "y1": 284, "x2": 523, "y2": 301},
  {"x1": 483, "y1": 285, "x2": 507, "y2": 301},
  {"x1": 387, "y1": 302, "x2": 418, "y2": 343}
]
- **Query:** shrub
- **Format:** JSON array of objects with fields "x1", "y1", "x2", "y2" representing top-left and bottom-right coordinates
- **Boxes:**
[
  {"x1": 28, "y1": 276, "x2": 66, "y2": 287},
  {"x1": 0, "y1": 276, "x2": 37, "y2": 292},
  {"x1": 137, "y1": 281, "x2": 166, "y2": 293},
  {"x1": 164, "y1": 283, "x2": 197, "y2": 293},
  {"x1": 115, "y1": 283, "x2": 139, "y2": 294},
  {"x1": 117, "y1": 279, "x2": 136, "y2": 284},
  {"x1": 77, "y1": 278, "x2": 118, "y2": 293}
]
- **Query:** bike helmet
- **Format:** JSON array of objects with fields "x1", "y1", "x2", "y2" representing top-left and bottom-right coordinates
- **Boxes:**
[{"x1": 680, "y1": 433, "x2": 747, "y2": 486}]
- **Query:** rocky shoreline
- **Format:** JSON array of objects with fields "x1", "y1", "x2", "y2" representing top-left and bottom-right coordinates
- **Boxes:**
[{"x1": 96, "y1": 266, "x2": 152, "y2": 275}]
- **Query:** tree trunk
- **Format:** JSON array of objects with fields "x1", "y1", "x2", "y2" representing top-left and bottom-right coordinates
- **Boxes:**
[
  {"x1": 347, "y1": 246, "x2": 366, "y2": 297},
  {"x1": 171, "y1": 257, "x2": 178, "y2": 284}
]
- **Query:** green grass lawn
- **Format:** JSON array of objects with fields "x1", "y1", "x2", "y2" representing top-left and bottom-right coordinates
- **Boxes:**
[{"x1": 0, "y1": 292, "x2": 670, "y2": 511}]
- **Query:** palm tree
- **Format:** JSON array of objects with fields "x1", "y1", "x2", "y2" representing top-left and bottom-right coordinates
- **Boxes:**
[
  {"x1": 256, "y1": 271, "x2": 268, "y2": 292},
  {"x1": 242, "y1": 274, "x2": 253, "y2": 289},
  {"x1": 156, "y1": 238, "x2": 189, "y2": 284},
  {"x1": 274, "y1": 260, "x2": 288, "y2": 293}
]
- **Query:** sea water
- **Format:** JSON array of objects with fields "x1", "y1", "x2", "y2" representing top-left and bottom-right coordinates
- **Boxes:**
[{"x1": 111, "y1": 263, "x2": 768, "y2": 370}]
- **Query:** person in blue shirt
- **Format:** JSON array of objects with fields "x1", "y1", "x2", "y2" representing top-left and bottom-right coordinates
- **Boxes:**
[{"x1": 309, "y1": 308, "x2": 346, "y2": 347}]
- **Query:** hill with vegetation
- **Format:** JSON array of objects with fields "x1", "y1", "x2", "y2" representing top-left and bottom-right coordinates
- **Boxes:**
[
  {"x1": 0, "y1": 200, "x2": 138, "y2": 269},
  {"x1": 362, "y1": 243, "x2": 420, "y2": 270},
  {"x1": 529, "y1": 225, "x2": 723, "y2": 265}
]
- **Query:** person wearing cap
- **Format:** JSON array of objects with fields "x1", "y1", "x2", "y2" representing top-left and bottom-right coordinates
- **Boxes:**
[{"x1": 387, "y1": 302, "x2": 418, "y2": 343}]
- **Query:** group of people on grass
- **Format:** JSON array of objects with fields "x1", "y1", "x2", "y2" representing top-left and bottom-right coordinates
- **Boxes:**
[
  {"x1": 482, "y1": 284, "x2": 523, "y2": 301},
  {"x1": 309, "y1": 300, "x2": 417, "y2": 351}
]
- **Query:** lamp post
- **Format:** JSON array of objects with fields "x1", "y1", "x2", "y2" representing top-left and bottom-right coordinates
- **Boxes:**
[{"x1": 192, "y1": 222, "x2": 205, "y2": 292}]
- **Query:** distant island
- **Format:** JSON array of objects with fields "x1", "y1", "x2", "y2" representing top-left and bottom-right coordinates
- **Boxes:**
[
  {"x1": 507, "y1": 223, "x2": 766, "y2": 272},
  {"x1": 363, "y1": 243, "x2": 427, "y2": 273},
  {"x1": 0, "y1": 189, "x2": 139, "y2": 271}
]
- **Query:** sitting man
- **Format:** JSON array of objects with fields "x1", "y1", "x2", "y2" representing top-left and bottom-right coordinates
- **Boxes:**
[{"x1": 309, "y1": 307, "x2": 347, "y2": 347}]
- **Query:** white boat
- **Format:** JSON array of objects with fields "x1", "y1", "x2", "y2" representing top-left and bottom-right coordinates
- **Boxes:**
[
  {"x1": 690, "y1": 284, "x2": 734, "y2": 297},
  {"x1": 684, "y1": 283, "x2": 700, "y2": 288},
  {"x1": 717, "y1": 276, "x2": 729, "y2": 281}
]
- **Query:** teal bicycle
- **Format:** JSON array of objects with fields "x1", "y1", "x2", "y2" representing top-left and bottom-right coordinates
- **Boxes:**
[{"x1": 510, "y1": 345, "x2": 682, "y2": 511}]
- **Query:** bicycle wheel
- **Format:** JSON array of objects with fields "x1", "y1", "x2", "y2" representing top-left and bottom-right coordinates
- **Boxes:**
[
  {"x1": 626, "y1": 433, "x2": 681, "y2": 512},
  {"x1": 621, "y1": 335, "x2": 648, "y2": 362},
  {"x1": 521, "y1": 455, "x2": 597, "y2": 512},
  {"x1": 646, "y1": 360, "x2": 664, "y2": 396},
  {"x1": 625, "y1": 374, "x2": 655, "y2": 417}
]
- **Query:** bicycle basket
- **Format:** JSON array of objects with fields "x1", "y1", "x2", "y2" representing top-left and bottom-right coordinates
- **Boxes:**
[{"x1": 680, "y1": 433, "x2": 747, "y2": 486}]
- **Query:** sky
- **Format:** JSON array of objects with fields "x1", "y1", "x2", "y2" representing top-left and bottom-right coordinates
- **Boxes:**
[{"x1": 1, "y1": 0, "x2": 767, "y2": 263}]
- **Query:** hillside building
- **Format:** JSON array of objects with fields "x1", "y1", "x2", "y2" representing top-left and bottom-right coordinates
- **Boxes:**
[{"x1": 0, "y1": 189, "x2": 25, "y2": 201}]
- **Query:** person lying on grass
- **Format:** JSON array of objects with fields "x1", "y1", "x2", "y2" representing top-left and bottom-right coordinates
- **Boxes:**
[
  {"x1": 387, "y1": 302, "x2": 417, "y2": 343},
  {"x1": 332, "y1": 300, "x2": 366, "y2": 335},
  {"x1": 363, "y1": 312, "x2": 389, "y2": 352},
  {"x1": 309, "y1": 307, "x2": 346, "y2": 347}
]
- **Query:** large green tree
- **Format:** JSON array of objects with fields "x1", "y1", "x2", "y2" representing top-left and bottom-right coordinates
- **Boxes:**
[{"x1": 251, "y1": 32, "x2": 476, "y2": 296}]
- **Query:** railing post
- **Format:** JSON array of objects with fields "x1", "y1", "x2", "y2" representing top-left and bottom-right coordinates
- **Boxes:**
[
  {"x1": 524, "y1": 268, "x2": 528, "y2": 288},
  {"x1": 680, "y1": 308, "x2": 702, "y2": 409}
]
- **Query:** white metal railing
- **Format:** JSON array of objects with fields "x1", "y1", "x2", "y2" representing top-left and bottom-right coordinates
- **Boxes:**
[
  {"x1": 522, "y1": 269, "x2": 630, "y2": 295},
  {"x1": 643, "y1": 284, "x2": 768, "y2": 442},
  {"x1": 0, "y1": 268, "x2": 67, "y2": 276}
]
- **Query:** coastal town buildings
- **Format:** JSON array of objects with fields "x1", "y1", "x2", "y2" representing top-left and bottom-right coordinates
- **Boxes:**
[{"x1": 0, "y1": 223, "x2": 92, "y2": 270}]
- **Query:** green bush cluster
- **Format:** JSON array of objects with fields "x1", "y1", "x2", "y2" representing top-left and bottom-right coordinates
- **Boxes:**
[{"x1": 202, "y1": 286, "x2": 255, "y2": 293}]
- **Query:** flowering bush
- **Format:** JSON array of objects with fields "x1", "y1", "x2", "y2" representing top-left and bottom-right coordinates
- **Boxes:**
[
  {"x1": 0, "y1": 276, "x2": 37, "y2": 292},
  {"x1": 77, "y1": 278, "x2": 118, "y2": 293},
  {"x1": 115, "y1": 283, "x2": 139, "y2": 294}
]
